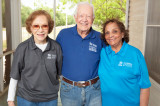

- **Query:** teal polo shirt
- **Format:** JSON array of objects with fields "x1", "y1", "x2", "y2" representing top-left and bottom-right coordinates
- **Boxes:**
[
  {"x1": 56, "y1": 25, "x2": 102, "y2": 81},
  {"x1": 98, "y1": 41, "x2": 151, "y2": 106}
]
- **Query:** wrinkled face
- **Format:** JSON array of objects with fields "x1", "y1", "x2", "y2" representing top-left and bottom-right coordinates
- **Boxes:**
[
  {"x1": 74, "y1": 4, "x2": 94, "y2": 33},
  {"x1": 31, "y1": 15, "x2": 49, "y2": 44},
  {"x1": 105, "y1": 22, "x2": 124, "y2": 49}
]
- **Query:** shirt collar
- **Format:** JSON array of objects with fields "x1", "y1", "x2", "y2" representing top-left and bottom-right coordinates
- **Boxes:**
[
  {"x1": 105, "y1": 41, "x2": 128, "y2": 56},
  {"x1": 29, "y1": 35, "x2": 54, "y2": 51},
  {"x1": 72, "y1": 25, "x2": 96, "y2": 39},
  {"x1": 29, "y1": 36, "x2": 37, "y2": 50},
  {"x1": 45, "y1": 37, "x2": 55, "y2": 51}
]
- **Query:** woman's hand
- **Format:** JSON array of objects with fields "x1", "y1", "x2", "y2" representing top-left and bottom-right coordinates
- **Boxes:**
[{"x1": 8, "y1": 101, "x2": 15, "y2": 106}]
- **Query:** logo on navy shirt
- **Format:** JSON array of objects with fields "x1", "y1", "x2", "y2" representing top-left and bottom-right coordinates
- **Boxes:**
[
  {"x1": 118, "y1": 61, "x2": 132, "y2": 68},
  {"x1": 89, "y1": 42, "x2": 97, "y2": 52},
  {"x1": 47, "y1": 54, "x2": 56, "y2": 59}
]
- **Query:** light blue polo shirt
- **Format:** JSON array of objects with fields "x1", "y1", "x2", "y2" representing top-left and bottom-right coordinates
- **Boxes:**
[
  {"x1": 56, "y1": 25, "x2": 102, "y2": 81},
  {"x1": 98, "y1": 41, "x2": 151, "y2": 106}
]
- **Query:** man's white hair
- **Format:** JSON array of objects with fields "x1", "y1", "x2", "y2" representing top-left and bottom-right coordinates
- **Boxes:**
[{"x1": 74, "y1": 1, "x2": 95, "y2": 19}]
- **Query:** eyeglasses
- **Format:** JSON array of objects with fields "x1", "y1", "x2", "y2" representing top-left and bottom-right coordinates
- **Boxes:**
[{"x1": 32, "y1": 25, "x2": 49, "y2": 30}]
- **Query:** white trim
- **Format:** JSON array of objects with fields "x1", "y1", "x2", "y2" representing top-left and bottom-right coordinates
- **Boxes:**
[
  {"x1": 0, "y1": 0, "x2": 4, "y2": 92},
  {"x1": 125, "y1": 0, "x2": 130, "y2": 29},
  {"x1": 147, "y1": 25, "x2": 160, "y2": 27},
  {"x1": 0, "y1": 50, "x2": 14, "y2": 58},
  {"x1": 143, "y1": 0, "x2": 149, "y2": 55}
]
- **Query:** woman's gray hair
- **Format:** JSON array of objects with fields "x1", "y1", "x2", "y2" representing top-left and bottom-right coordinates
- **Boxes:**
[{"x1": 74, "y1": 1, "x2": 95, "y2": 19}]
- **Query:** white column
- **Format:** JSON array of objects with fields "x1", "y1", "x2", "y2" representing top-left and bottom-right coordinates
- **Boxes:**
[
  {"x1": 10, "y1": 0, "x2": 22, "y2": 50},
  {"x1": 0, "y1": 0, "x2": 4, "y2": 92},
  {"x1": 143, "y1": 0, "x2": 149, "y2": 55}
]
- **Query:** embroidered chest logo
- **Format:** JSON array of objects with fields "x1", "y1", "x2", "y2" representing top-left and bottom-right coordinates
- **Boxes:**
[
  {"x1": 47, "y1": 54, "x2": 56, "y2": 59},
  {"x1": 118, "y1": 61, "x2": 132, "y2": 68},
  {"x1": 89, "y1": 42, "x2": 97, "y2": 52}
]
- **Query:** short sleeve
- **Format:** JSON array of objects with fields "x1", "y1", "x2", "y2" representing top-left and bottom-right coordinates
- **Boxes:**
[{"x1": 10, "y1": 45, "x2": 24, "y2": 80}]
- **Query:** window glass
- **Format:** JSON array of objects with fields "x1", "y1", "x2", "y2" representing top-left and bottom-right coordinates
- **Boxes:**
[
  {"x1": 147, "y1": 0, "x2": 160, "y2": 25},
  {"x1": 145, "y1": 0, "x2": 160, "y2": 84},
  {"x1": 21, "y1": 0, "x2": 76, "y2": 40}
]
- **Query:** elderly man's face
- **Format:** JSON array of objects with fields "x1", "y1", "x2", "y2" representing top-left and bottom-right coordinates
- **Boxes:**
[{"x1": 75, "y1": 4, "x2": 94, "y2": 33}]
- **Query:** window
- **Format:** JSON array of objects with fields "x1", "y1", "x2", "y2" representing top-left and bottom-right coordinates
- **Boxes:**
[
  {"x1": 21, "y1": 0, "x2": 76, "y2": 40},
  {"x1": 145, "y1": 0, "x2": 160, "y2": 84}
]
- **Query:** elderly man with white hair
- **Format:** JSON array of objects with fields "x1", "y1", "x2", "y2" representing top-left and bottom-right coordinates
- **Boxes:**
[{"x1": 56, "y1": 1, "x2": 103, "y2": 106}]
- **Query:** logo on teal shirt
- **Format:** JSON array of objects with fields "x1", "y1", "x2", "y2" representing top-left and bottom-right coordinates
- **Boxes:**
[{"x1": 118, "y1": 61, "x2": 132, "y2": 68}]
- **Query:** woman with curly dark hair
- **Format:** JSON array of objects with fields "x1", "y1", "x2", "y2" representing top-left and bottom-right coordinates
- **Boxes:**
[
  {"x1": 98, "y1": 19, "x2": 151, "y2": 106},
  {"x1": 7, "y1": 10, "x2": 62, "y2": 106}
]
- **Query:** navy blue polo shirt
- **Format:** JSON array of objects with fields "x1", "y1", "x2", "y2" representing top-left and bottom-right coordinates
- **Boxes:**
[
  {"x1": 98, "y1": 41, "x2": 151, "y2": 106},
  {"x1": 56, "y1": 25, "x2": 102, "y2": 81}
]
